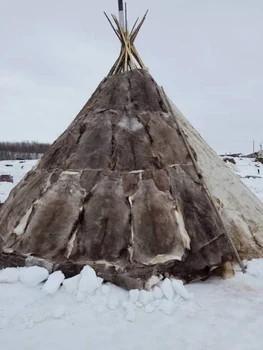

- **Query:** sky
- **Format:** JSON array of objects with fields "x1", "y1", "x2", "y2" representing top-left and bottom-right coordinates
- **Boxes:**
[{"x1": 0, "y1": 0, "x2": 263, "y2": 154}]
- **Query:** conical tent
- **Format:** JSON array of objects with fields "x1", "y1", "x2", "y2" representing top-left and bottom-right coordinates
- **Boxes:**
[{"x1": 0, "y1": 4, "x2": 263, "y2": 290}]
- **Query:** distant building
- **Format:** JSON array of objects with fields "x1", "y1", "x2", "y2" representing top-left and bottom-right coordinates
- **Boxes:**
[
  {"x1": 258, "y1": 144, "x2": 263, "y2": 158},
  {"x1": 221, "y1": 153, "x2": 244, "y2": 158},
  {"x1": 246, "y1": 144, "x2": 263, "y2": 159}
]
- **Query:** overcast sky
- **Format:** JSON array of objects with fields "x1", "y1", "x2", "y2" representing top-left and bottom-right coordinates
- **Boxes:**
[{"x1": 0, "y1": 0, "x2": 262, "y2": 154}]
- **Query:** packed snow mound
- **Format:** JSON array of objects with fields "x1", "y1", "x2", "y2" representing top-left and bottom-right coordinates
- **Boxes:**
[
  {"x1": 0, "y1": 264, "x2": 199, "y2": 320},
  {"x1": 246, "y1": 259, "x2": 263, "y2": 277},
  {"x1": 43, "y1": 271, "x2": 65, "y2": 295},
  {"x1": 0, "y1": 267, "x2": 20, "y2": 283},
  {"x1": 62, "y1": 274, "x2": 81, "y2": 294},
  {"x1": 171, "y1": 279, "x2": 192, "y2": 300},
  {"x1": 0, "y1": 254, "x2": 263, "y2": 349},
  {"x1": 20, "y1": 266, "x2": 49, "y2": 287},
  {"x1": 160, "y1": 278, "x2": 174, "y2": 301}
]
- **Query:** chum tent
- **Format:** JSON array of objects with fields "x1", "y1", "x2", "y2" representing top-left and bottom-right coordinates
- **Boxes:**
[{"x1": 0, "y1": 1, "x2": 263, "y2": 289}]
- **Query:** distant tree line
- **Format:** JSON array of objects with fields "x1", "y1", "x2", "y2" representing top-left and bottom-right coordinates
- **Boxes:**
[{"x1": 0, "y1": 141, "x2": 50, "y2": 160}]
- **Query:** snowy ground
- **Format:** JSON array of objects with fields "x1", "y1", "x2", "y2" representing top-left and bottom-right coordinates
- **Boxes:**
[
  {"x1": 230, "y1": 157, "x2": 263, "y2": 202},
  {"x1": 0, "y1": 159, "x2": 37, "y2": 203},
  {"x1": 0, "y1": 158, "x2": 263, "y2": 350}
]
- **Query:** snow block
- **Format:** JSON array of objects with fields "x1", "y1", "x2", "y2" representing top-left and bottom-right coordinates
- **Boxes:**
[
  {"x1": 20, "y1": 266, "x2": 49, "y2": 287},
  {"x1": 246, "y1": 258, "x2": 263, "y2": 278},
  {"x1": 160, "y1": 278, "x2": 174, "y2": 300},
  {"x1": 152, "y1": 286, "x2": 164, "y2": 299},
  {"x1": 0, "y1": 268, "x2": 20, "y2": 283},
  {"x1": 138, "y1": 290, "x2": 153, "y2": 306},
  {"x1": 171, "y1": 279, "x2": 191, "y2": 300},
  {"x1": 129, "y1": 289, "x2": 140, "y2": 303},
  {"x1": 158, "y1": 299, "x2": 176, "y2": 316},
  {"x1": 43, "y1": 271, "x2": 65, "y2": 295},
  {"x1": 78, "y1": 265, "x2": 103, "y2": 295},
  {"x1": 63, "y1": 274, "x2": 81, "y2": 294}
]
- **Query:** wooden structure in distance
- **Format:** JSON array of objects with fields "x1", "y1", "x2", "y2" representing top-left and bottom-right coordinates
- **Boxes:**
[{"x1": 104, "y1": 7, "x2": 148, "y2": 76}]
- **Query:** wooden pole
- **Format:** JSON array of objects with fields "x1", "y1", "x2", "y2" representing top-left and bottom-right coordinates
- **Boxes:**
[
  {"x1": 104, "y1": 12, "x2": 121, "y2": 41},
  {"x1": 112, "y1": 48, "x2": 126, "y2": 75},
  {"x1": 131, "y1": 45, "x2": 146, "y2": 69},
  {"x1": 105, "y1": 8, "x2": 147, "y2": 75},
  {"x1": 131, "y1": 10, "x2": 148, "y2": 43},
  {"x1": 130, "y1": 17, "x2": 139, "y2": 37}
]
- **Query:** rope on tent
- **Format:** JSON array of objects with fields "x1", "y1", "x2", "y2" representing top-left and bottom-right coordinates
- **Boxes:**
[{"x1": 160, "y1": 86, "x2": 246, "y2": 274}]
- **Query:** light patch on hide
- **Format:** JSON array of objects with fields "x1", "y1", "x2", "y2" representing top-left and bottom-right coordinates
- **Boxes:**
[
  {"x1": 128, "y1": 196, "x2": 135, "y2": 262},
  {"x1": 129, "y1": 170, "x2": 145, "y2": 174},
  {"x1": 94, "y1": 260, "x2": 125, "y2": 272},
  {"x1": 145, "y1": 275, "x2": 162, "y2": 290},
  {"x1": 148, "y1": 253, "x2": 183, "y2": 265},
  {"x1": 66, "y1": 232, "x2": 76, "y2": 258},
  {"x1": 118, "y1": 116, "x2": 143, "y2": 132},
  {"x1": 161, "y1": 112, "x2": 170, "y2": 120},
  {"x1": 42, "y1": 173, "x2": 53, "y2": 194},
  {"x1": 62, "y1": 171, "x2": 80, "y2": 176},
  {"x1": 130, "y1": 118, "x2": 143, "y2": 132},
  {"x1": 128, "y1": 222, "x2": 135, "y2": 263},
  {"x1": 128, "y1": 246, "x2": 134, "y2": 263},
  {"x1": 13, "y1": 206, "x2": 33, "y2": 235},
  {"x1": 3, "y1": 248, "x2": 14, "y2": 254},
  {"x1": 130, "y1": 222, "x2": 135, "y2": 246},
  {"x1": 174, "y1": 207, "x2": 191, "y2": 250},
  {"x1": 128, "y1": 196, "x2": 133, "y2": 208},
  {"x1": 118, "y1": 116, "x2": 129, "y2": 130}
]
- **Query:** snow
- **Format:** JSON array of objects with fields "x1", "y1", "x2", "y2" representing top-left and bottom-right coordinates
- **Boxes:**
[
  {"x1": 19, "y1": 266, "x2": 49, "y2": 288},
  {"x1": 0, "y1": 267, "x2": 20, "y2": 283},
  {"x1": 1, "y1": 159, "x2": 263, "y2": 349},
  {"x1": 246, "y1": 259, "x2": 263, "y2": 278},
  {"x1": 101, "y1": 284, "x2": 111, "y2": 295},
  {"x1": 123, "y1": 301, "x2": 136, "y2": 321},
  {"x1": 0, "y1": 266, "x2": 262, "y2": 349},
  {"x1": 138, "y1": 290, "x2": 153, "y2": 305},
  {"x1": 125, "y1": 310, "x2": 136, "y2": 322},
  {"x1": 129, "y1": 289, "x2": 140, "y2": 303},
  {"x1": 63, "y1": 275, "x2": 81, "y2": 294},
  {"x1": 0, "y1": 159, "x2": 38, "y2": 203},
  {"x1": 107, "y1": 296, "x2": 120, "y2": 310},
  {"x1": 152, "y1": 286, "x2": 164, "y2": 299},
  {"x1": 144, "y1": 303, "x2": 155, "y2": 313},
  {"x1": 160, "y1": 278, "x2": 174, "y2": 300},
  {"x1": 78, "y1": 265, "x2": 103, "y2": 295},
  {"x1": 158, "y1": 299, "x2": 176, "y2": 315},
  {"x1": 171, "y1": 278, "x2": 192, "y2": 300},
  {"x1": 43, "y1": 271, "x2": 65, "y2": 295}
]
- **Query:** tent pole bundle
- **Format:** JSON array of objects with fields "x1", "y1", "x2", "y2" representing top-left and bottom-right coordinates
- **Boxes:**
[{"x1": 104, "y1": 0, "x2": 148, "y2": 75}]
